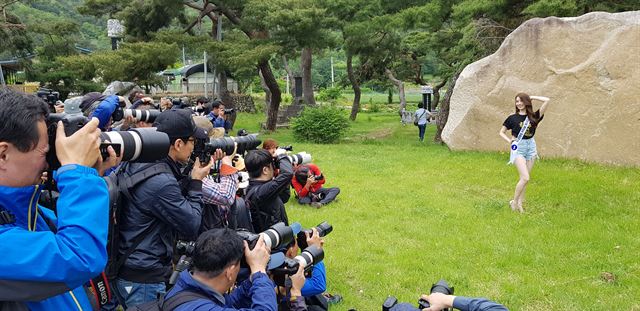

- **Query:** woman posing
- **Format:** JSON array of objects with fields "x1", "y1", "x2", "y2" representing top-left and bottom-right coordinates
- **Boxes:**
[{"x1": 499, "y1": 93, "x2": 550, "y2": 213}]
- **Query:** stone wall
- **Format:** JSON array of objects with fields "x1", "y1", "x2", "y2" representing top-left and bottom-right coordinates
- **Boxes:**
[{"x1": 442, "y1": 11, "x2": 640, "y2": 166}]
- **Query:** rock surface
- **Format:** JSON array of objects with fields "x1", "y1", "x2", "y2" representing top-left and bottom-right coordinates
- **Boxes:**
[{"x1": 442, "y1": 11, "x2": 640, "y2": 166}]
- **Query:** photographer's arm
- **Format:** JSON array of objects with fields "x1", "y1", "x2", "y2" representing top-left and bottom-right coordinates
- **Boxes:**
[
  {"x1": 421, "y1": 293, "x2": 508, "y2": 311},
  {"x1": 253, "y1": 156, "x2": 294, "y2": 203},
  {"x1": 151, "y1": 180, "x2": 203, "y2": 239},
  {"x1": 226, "y1": 239, "x2": 278, "y2": 311},
  {"x1": 0, "y1": 166, "x2": 109, "y2": 291}
]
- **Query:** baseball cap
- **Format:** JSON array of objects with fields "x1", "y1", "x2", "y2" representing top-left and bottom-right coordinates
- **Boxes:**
[{"x1": 153, "y1": 109, "x2": 208, "y2": 139}]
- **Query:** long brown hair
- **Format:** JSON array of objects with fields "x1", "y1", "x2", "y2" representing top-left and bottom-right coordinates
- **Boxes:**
[{"x1": 515, "y1": 92, "x2": 539, "y2": 126}]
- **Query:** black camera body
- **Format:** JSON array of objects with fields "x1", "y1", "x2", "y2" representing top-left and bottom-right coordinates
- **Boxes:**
[
  {"x1": 169, "y1": 240, "x2": 197, "y2": 285},
  {"x1": 280, "y1": 145, "x2": 293, "y2": 152},
  {"x1": 224, "y1": 108, "x2": 235, "y2": 114},
  {"x1": 37, "y1": 88, "x2": 60, "y2": 109},
  {"x1": 313, "y1": 174, "x2": 324, "y2": 181},
  {"x1": 45, "y1": 103, "x2": 170, "y2": 171},
  {"x1": 297, "y1": 221, "x2": 332, "y2": 249},
  {"x1": 383, "y1": 280, "x2": 454, "y2": 311},
  {"x1": 271, "y1": 245, "x2": 324, "y2": 287}
]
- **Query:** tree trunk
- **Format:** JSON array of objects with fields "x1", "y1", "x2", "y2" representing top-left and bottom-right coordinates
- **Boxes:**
[
  {"x1": 385, "y1": 68, "x2": 406, "y2": 115},
  {"x1": 347, "y1": 52, "x2": 361, "y2": 121},
  {"x1": 219, "y1": 72, "x2": 236, "y2": 129},
  {"x1": 434, "y1": 72, "x2": 460, "y2": 143},
  {"x1": 300, "y1": 47, "x2": 316, "y2": 106},
  {"x1": 432, "y1": 78, "x2": 447, "y2": 110},
  {"x1": 259, "y1": 69, "x2": 271, "y2": 116},
  {"x1": 282, "y1": 55, "x2": 294, "y2": 95},
  {"x1": 258, "y1": 60, "x2": 282, "y2": 131}
]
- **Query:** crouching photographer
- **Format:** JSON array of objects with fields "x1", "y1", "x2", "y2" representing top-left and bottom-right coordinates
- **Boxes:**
[
  {"x1": 292, "y1": 164, "x2": 340, "y2": 208},
  {"x1": 162, "y1": 228, "x2": 306, "y2": 311},
  {"x1": 0, "y1": 89, "x2": 117, "y2": 310}
]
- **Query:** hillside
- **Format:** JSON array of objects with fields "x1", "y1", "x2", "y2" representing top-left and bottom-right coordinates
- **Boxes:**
[{"x1": 10, "y1": 0, "x2": 109, "y2": 51}]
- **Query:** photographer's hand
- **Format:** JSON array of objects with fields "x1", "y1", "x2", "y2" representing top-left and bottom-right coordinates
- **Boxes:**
[
  {"x1": 306, "y1": 228, "x2": 324, "y2": 250},
  {"x1": 244, "y1": 236, "x2": 269, "y2": 275},
  {"x1": 305, "y1": 176, "x2": 316, "y2": 188},
  {"x1": 96, "y1": 146, "x2": 121, "y2": 176},
  {"x1": 290, "y1": 265, "x2": 306, "y2": 297},
  {"x1": 213, "y1": 148, "x2": 224, "y2": 161},
  {"x1": 421, "y1": 293, "x2": 455, "y2": 311},
  {"x1": 55, "y1": 117, "x2": 101, "y2": 167},
  {"x1": 190, "y1": 156, "x2": 215, "y2": 180}
]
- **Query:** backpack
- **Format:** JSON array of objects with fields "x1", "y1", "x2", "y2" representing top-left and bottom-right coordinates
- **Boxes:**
[
  {"x1": 103, "y1": 162, "x2": 172, "y2": 280},
  {"x1": 126, "y1": 291, "x2": 209, "y2": 311}
]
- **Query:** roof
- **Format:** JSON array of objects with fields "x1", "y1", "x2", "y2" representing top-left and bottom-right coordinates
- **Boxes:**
[{"x1": 180, "y1": 63, "x2": 214, "y2": 77}]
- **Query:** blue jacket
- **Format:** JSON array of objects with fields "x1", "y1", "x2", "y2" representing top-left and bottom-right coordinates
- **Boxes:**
[
  {"x1": 166, "y1": 270, "x2": 278, "y2": 311},
  {"x1": 0, "y1": 165, "x2": 109, "y2": 311},
  {"x1": 117, "y1": 158, "x2": 203, "y2": 283},
  {"x1": 301, "y1": 261, "x2": 326, "y2": 297}
]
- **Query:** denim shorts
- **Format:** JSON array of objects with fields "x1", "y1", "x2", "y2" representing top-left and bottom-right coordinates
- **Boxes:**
[{"x1": 509, "y1": 138, "x2": 538, "y2": 164}]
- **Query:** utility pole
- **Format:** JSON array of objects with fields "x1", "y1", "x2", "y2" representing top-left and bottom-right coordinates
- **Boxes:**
[
  {"x1": 331, "y1": 56, "x2": 335, "y2": 88},
  {"x1": 204, "y1": 51, "x2": 208, "y2": 98},
  {"x1": 182, "y1": 45, "x2": 186, "y2": 66}
]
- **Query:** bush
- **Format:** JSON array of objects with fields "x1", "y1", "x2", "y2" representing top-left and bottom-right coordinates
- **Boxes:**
[
  {"x1": 317, "y1": 87, "x2": 343, "y2": 102},
  {"x1": 292, "y1": 107, "x2": 350, "y2": 144}
]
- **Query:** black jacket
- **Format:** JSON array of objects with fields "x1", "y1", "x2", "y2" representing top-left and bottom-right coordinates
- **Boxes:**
[
  {"x1": 117, "y1": 157, "x2": 203, "y2": 283},
  {"x1": 247, "y1": 156, "x2": 293, "y2": 233}
]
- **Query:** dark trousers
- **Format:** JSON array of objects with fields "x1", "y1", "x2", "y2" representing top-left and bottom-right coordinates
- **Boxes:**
[
  {"x1": 418, "y1": 124, "x2": 426, "y2": 141},
  {"x1": 298, "y1": 187, "x2": 340, "y2": 205}
]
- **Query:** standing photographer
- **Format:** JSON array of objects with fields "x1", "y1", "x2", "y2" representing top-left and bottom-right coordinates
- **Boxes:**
[
  {"x1": 113, "y1": 109, "x2": 214, "y2": 308},
  {"x1": 0, "y1": 89, "x2": 116, "y2": 310}
]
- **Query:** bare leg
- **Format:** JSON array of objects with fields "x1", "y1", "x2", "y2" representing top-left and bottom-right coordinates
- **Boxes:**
[
  {"x1": 512, "y1": 157, "x2": 529, "y2": 213},
  {"x1": 517, "y1": 158, "x2": 536, "y2": 208}
]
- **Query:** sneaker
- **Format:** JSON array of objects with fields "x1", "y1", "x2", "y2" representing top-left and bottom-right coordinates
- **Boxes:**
[
  {"x1": 310, "y1": 202, "x2": 323, "y2": 209},
  {"x1": 323, "y1": 293, "x2": 342, "y2": 304}
]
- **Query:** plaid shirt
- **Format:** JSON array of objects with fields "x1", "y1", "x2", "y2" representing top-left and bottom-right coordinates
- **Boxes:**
[{"x1": 202, "y1": 174, "x2": 238, "y2": 210}]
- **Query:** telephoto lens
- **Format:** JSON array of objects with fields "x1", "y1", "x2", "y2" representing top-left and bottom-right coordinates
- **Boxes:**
[
  {"x1": 122, "y1": 109, "x2": 161, "y2": 123},
  {"x1": 100, "y1": 128, "x2": 170, "y2": 162},
  {"x1": 236, "y1": 222, "x2": 294, "y2": 251},
  {"x1": 206, "y1": 134, "x2": 261, "y2": 156},
  {"x1": 287, "y1": 152, "x2": 312, "y2": 166},
  {"x1": 297, "y1": 221, "x2": 333, "y2": 249}
]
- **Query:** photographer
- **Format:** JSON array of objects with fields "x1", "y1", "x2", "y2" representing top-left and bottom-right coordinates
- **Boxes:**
[
  {"x1": 420, "y1": 293, "x2": 507, "y2": 311},
  {"x1": 201, "y1": 148, "x2": 240, "y2": 231},
  {"x1": 0, "y1": 89, "x2": 116, "y2": 309},
  {"x1": 164, "y1": 228, "x2": 297, "y2": 311},
  {"x1": 292, "y1": 164, "x2": 340, "y2": 208},
  {"x1": 113, "y1": 109, "x2": 213, "y2": 308},
  {"x1": 193, "y1": 97, "x2": 210, "y2": 116},
  {"x1": 244, "y1": 149, "x2": 293, "y2": 233}
]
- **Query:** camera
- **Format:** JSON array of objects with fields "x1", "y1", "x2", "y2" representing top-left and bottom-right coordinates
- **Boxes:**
[
  {"x1": 312, "y1": 174, "x2": 324, "y2": 181},
  {"x1": 45, "y1": 101, "x2": 170, "y2": 170},
  {"x1": 194, "y1": 134, "x2": 261, "y2": 164},
  {"x1": 297, "y1": 221, "x2": 332, "y2": 249},
  {"x1": 279, "y1": 145, "x2": 293, "y2": 152},
  {"x1": 224, "y1": 108, "x2": 235, "y2": 114},
  {"x1": 37, "y1": 88, "x2": 60, "y2": 108},
  {"x1": 236, "y1": 222, "x2": 294, "y2": 251},
  {"x1": 271, "y1": 245, "x2": 324, "y2": 287},
  {"x1": 112, "y1": 108, "x2": 160, "y2": 123},
  {"x1": 383, "y1": 280, "x2": 455, "y2": 311},
  {"x1": 169, "y1": 240, "x2": 196, "y2": 285}
]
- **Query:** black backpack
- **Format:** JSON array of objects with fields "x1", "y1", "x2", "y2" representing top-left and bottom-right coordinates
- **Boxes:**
[
  {"x1": 126, "y1": 291, "x2": 209, "y2": 311},
  {"x1": 103, "y1": 162, "x2": 173, "y2": 280}
]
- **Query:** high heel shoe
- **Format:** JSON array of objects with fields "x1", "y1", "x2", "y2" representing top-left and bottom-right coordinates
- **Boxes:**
[{"x1": 509, "y1": 200, "x2": 517, "y2": 211}]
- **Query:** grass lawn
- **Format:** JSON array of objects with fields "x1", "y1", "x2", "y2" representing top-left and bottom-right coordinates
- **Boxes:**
[{"x1": 234, "y1": 111, "x2": 640, "y2": 311}]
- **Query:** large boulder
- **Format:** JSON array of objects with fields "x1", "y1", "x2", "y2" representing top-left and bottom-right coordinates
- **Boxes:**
[{"x1": 442, "y1": 11, "x2": 640, "y2": 166}]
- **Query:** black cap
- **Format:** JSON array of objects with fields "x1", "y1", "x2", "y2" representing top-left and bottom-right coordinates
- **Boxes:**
[
  {"x1": 196, "y1": 97, "x2": 209, "y2": 104},
  {"x1": 153, "y1": 109, "x2": 208, "y2": 139}
]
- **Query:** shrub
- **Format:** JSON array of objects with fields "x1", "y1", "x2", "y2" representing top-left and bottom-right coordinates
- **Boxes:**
[
  {"x1": 292, "y1": 107, "x2": 350, "y2": 144},
  {"x1": 317, "y1": 87, "x2": 343, "y2": 102}
]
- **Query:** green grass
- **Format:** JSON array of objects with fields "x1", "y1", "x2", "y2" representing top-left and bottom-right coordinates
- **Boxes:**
[{"x1": 234, "y1": 111, "x2": 640, "y2": 310}]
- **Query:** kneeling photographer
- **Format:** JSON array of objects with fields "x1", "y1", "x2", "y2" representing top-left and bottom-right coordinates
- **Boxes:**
[
  {"x1": 163, "y1": 228, "x2": 309, "y2": 311},
  {"x1": 0, "y1": 89, "x2": 117, "y2": 310},
  {"x1": 111, "y1": 109, "x2": 214, "y2": 309}
]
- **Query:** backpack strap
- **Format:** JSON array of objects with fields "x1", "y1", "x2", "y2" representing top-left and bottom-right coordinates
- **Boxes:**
[{"x1": 160, "y1": 291, "x2": 210, "y2": 311}]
